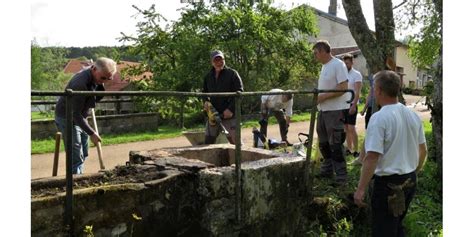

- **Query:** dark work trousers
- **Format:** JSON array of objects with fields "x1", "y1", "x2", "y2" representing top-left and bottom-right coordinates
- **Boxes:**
[
  {"x1": 317, "y1": 110, "x2": 347, "y2": 183},
  {"x1": 372, "y1": 172, "x2": 417, "y2": 237},
  {"x1": 260, "y1": 110, "x2": 288, "y2": 141}
]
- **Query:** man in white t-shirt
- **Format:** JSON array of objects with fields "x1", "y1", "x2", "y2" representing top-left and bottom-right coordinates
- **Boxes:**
[
  {"x1": 353, "y1": 70, "x2": 427, "y2": 236},
  {"x1": 342, "y1": 54, "x2": 363, "y2": 159},
  {"x1": 313, "y1": 40, "x2": 350, "y2": 185},
  {"x1": 260, "y1": 89, "x2": 294, "y2": 144}
]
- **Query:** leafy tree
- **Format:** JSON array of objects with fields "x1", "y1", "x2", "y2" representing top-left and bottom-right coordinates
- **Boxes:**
[
  {"x1": 119, "y1": 1, "x2": 319, "y2": 120},
  {"x1": 31, "y1": 40, "x2": 44, "y2": 90},
  {"x1": 395, "y1": 0, "x2": 442, "y2": 181},
  {"x1": 31, "y1": 41, "x2": 70, "y2": 90},
  {"x1": 342, "y1": 0, "x2": 442, "y2": 188},
  {"x1": 63, "y1": 46, "x2": 142, "y2": 62},
  {"x1": 342, "y1": 0, "x2": 395, "y2": 73}
]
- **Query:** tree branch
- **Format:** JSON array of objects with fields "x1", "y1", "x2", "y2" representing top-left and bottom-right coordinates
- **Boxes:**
[{"x1": 392, "y1": 0, "x2": 408, "y2": 10}]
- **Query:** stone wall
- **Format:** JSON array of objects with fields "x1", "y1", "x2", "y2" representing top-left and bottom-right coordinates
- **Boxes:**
[
  {"x1": 31, "y1": 169, "x2": 199, "y2": 236},
  {"x1": 31, "y1": 113, "x2": 159, "y2": 140},
  {"x1": 31, "y1": 145, "x2": 312, "y2": 236}
]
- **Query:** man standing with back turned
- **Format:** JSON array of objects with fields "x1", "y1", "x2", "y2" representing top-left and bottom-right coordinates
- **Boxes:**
[
  {"x1": 353, "y1": 70, "x2": 427, "y2": 237},
  {"x1": 313, "y1": 40, "x2": 350, "y2": 186},
  {"x1": 55, "y1": 57, "x2": 117, "y2": 174}
]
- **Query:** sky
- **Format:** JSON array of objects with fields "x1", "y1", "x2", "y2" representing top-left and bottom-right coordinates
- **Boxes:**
[{"x1": 31, "y1": 0, "x2": 384, "y2": 47}]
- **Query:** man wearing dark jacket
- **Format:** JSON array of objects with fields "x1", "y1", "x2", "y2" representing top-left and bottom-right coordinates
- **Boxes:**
[
  {"x1": 55, "y1": 57, "x2": 117, "y2": 174},
  {"x1": 203, "y1": 50, "x2": 244, "y2": 144}
]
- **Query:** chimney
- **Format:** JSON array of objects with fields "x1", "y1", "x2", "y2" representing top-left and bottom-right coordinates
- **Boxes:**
[{"x1": 328, "y1": 0, "x2": 337, "y2": 16}]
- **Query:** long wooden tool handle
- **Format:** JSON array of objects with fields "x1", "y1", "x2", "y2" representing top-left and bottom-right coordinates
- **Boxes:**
[
  {"x1": 52, "y1": 132, "x2": 61, "y2": 176},
  {"x1": 96, "y1": 142, "x2": 105, "y2": 170},
  {"x1": 91, "y1": 109, "x2": 105, "y2": 170}
]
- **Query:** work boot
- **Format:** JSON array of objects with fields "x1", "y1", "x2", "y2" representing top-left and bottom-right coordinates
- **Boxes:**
[{"x1": 282, "y1": 140, "x2": 292, "y2": 146}]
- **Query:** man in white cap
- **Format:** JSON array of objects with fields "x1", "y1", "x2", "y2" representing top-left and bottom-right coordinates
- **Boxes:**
[{"x1": 203, "y1": 50, "x2": 244, "y2": 144}]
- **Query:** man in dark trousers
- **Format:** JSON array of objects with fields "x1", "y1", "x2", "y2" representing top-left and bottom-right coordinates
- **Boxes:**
[
  {"x1": 55, "y1": 57, "x2": 117, "y2": 174},
  {"x1": 353, "y1": 70, "x2": 427, "y2": 237},
  {"x1": 259, "y1": 88, "x2": 294, "y2": 145},
  {"x1": 203, "y1": 50, "x2": 244, "y2": 144},
  {"x1": 313, "y1": 40, "x2": 350, "y2": 186}
]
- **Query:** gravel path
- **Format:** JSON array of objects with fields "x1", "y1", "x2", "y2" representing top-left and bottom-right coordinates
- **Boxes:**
[{"x1": 31, "y1": 95, "x2": 430, "y2": 179}]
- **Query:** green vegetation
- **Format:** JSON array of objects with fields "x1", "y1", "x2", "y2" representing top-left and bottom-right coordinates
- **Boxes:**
[
  {"x1": 119, "y1": 1, "x2": 319, "y2": 119},
  {"x1": 31, "y1": 112, "x2": 315, "y2": 154},
  {"x1": 31, "y1": 43, "x2": 143, "y2": 92},
  {"x1": 32, "y1": 125, "x2": 183, "y2": 154},
  {"x1": 32, "y1": 118, "x2": 441, "y2": 236},
  {"x1": 31, "y1": 111, "x2": 54, "y2": 120}
]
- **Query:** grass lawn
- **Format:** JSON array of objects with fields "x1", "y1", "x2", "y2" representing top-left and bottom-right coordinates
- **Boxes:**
[
  {"x1": 31, "y1": 112, "x2": 315, "y2": 154},
  {"x1": 31, "y1": 111, "x2": 54, "y2": 120}
]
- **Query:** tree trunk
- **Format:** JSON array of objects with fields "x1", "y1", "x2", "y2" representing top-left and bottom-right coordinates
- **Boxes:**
[
  {"x1": 342, "y1": 0, "x2": 405, "y2": 110},
  {"x1": 342, "y1": 0, "x2": 394, "y2": 74},
  {"x1": 432, "y1": 0, "x2": 443, "y2": 190},
  {"x1": 432, "y1": 54, "x2": 442, "y2": 183}
]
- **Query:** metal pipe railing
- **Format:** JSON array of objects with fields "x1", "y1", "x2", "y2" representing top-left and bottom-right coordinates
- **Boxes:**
[
  {"x1": 31, "y1": 88, "x2": 354, "y2": 235},
  {"x1": 31, "y1": 98, "x2": 133, "y2": 105},
  {"x1": 31, "y1": 89, "x2": 351, "y2": 97}
]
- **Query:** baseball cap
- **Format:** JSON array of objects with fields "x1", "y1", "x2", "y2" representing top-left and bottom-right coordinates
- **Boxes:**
[{"x1": 210, "y1": 50, "x2": 224, "y2": 60}]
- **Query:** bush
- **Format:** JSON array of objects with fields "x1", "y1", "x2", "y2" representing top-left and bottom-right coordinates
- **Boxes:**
[
  {"x1": 403, "y1": 123, "x2": 442, "y2": 235},
  {"x1": 403, "y1": 87, "x2": 413, "y2": 94}
]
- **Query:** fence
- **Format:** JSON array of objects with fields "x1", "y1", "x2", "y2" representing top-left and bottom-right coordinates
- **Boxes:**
[{"x1": 30, "y1": 88, "x2": 353, "y2": 236}]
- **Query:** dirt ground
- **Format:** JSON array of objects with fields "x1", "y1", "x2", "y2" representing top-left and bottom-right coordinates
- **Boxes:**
[{"x1": 31, "y1": 95, "x2": 430, "y2": 179}]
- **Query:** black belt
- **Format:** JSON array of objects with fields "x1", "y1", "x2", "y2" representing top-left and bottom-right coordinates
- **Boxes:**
[{"x1": 374, "y1": 171, "x2": 416, "y2": 182}]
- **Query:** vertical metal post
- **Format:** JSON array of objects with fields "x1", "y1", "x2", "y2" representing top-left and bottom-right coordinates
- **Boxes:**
[
  {"x1": 65, "y1": 89, "x2": 74, "y2": 236},
  {"x1": 304, "y1": 89, "x2": 319, "y2": 190},
  {"x1": 179, "y1": 98, "x2": 185, "y2": 129},
  {"x1": 114, "y1": 95, "x2": 121, "y2": 114},
  {"x1": 52, "y1": 132, "x2": 61, "y2": 176},
  {"x1": 234, "y1": 92, "x2": 242, "y2": 223}
]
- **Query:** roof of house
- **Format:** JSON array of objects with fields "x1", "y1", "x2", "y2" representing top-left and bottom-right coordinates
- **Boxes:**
[
  {"x1": 331, "y1": 46, "x2": 362, "y2": 58},
  {"x1": 313, "y1": 7, "x2": 350, "y2": 27},
  {"x1": 299, "y1": 4, "x2": 406, "y2": 47},
  {"x1": 63, "y1": 59, "x2": 153, "y2": 91},
  {"x1": 63, "y1": 59, "x2": 93, "y2": 74}
]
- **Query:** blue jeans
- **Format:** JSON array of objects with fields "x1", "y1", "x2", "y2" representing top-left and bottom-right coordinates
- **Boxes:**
[{"x1": 55, "y1": 117, "x2": 89, "y2": 174}]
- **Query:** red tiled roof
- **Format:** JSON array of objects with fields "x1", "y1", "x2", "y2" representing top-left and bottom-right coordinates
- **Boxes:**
[
  {"x1": 63, "y1": 59, "x2": 153, "y2": 91},
  {"x1": 63, "y1": 59, "x2": 93, "y2": 74}
]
